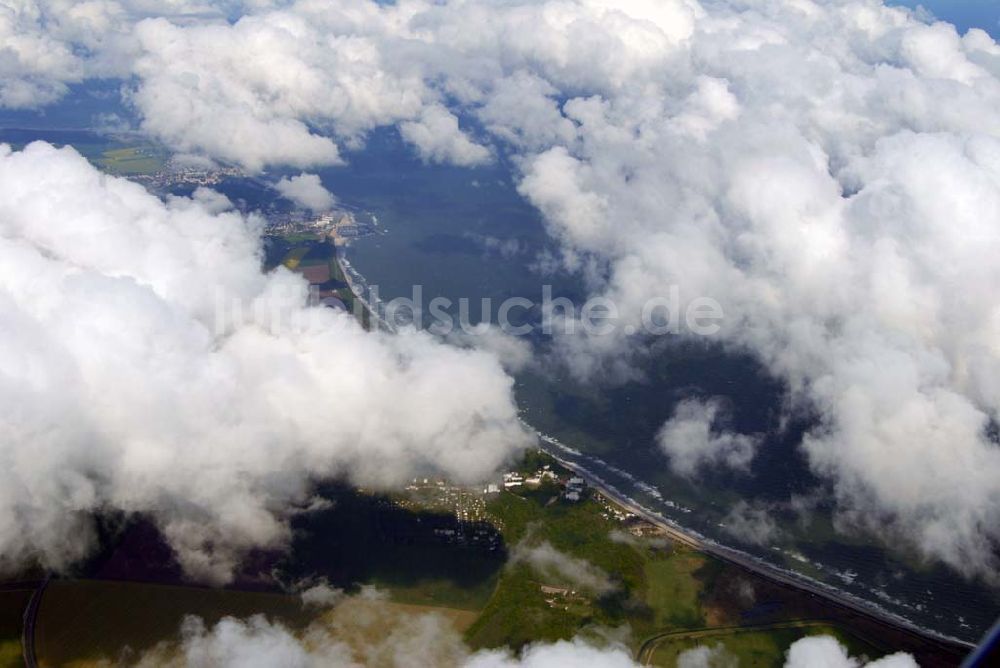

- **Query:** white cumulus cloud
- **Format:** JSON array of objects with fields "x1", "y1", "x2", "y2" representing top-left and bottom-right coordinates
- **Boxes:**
[
  {"x1": 657, "y1": 398, "x2": 761, "y2": 477},
  {"x1": 275, "y1": 173, "x2": 336, "y2": 212},
  {"x1": 783, "y1": 635, "x2": 918, "y2": 668},
  {"x1": 0, "y1": 141, "x2": 530, "y2": 581}
]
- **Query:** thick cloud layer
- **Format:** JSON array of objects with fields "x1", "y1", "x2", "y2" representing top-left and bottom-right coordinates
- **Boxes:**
[
  {"x1": 0, "y1": 0, "x2": 242, "y2": 108},
  {"x1": 0, "y1": 142, "x2": 529, "y2": 580},
  {"x1": 3, "y1": 0, "x2": 1000, "y2": 582},
  {"x1": 129, "y1": 4, "x2": 493, "y2": 171}
]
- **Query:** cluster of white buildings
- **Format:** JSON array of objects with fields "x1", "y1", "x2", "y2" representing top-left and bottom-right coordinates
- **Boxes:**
[
  {"x1": 265, "y1": 211, "x2": 344, "y2": 236},
  {"x1": 564, "y1": 476, "x2": 585, "y2": 502},
  {"x1": 594, "y1": 492, "x2": 634, "y2": 523},
  {"x1": 501, "y1": 472, "x2": 523, "y2": 489},
  {"x1": 499, "y1": 465, "x2": 561, "y2": 491},
  {"x1": 136, "y1": 165, "x2": 244, "y2": 189},
  {"x1": 398, "y1": 477, "x2": 502, "y2": 550},
  {"x1": 493, "y1": 465, "x2": 590, "y2": 503}
]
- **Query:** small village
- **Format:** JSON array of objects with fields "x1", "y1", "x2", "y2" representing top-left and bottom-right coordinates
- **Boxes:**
[
  {"x1": 392, "y1": 458, "x2": 668, "y2": 554},
  {"x1": 130, "y1": 164, "x2": 246, "y2": 189}
]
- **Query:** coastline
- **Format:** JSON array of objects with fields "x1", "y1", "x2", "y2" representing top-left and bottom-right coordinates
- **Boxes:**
[
  {"x1": 333, "y1": 246, "x2": 984, "y2": 651},
  {"x1": 333, "y1": 243, "x2": 394, "y2": 332},
  {"x1": 534, "y1": 436, "x2": 976, "y2": 653}
]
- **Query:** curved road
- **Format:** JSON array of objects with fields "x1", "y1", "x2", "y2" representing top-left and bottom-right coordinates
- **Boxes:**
[
  {"x1": 636, "y1": 619, "x2": 869, "y2": 665},
  {"x1": 21, "y1": 575, "x2": 49, "y2": 668}
]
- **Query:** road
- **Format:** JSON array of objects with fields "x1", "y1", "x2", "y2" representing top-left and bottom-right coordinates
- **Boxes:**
[
  {"x1": 20, "y1": 575, "x2": 49, "y2": 668},
  {"x1": 636, "y1": 619, "x2": 869, "y2": 665},
  {"x1": 540, "y1": 449, "x2": 975, "y2": 658}
]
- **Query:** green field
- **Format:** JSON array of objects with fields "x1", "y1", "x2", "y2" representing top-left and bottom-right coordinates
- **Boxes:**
[
  {"x1": 0, "y1": 131, "x2": 168, "y2": 179},
  {"x1": 267, "y1": 234, "x2": 370, "y2": 328},
  {"x1": 0, "y1": 589, "x2": 29, "y2": 668},
  {"x1": 35, "y1": 581, "x2": 312, "y2": 667},
  {"x1": 281, "y1": 245, "x2": 311, "y2": 270},
  {"x1": 0, "y1": 641, "x2": 18, "y2": 668},
  {"x1": 30, "y1": 580, "x2": 480, "y2": 667},
  {"x1": 643, "y1": 552, "x2": 708, "y2": 629},
  {"x1": 280, "y1": 232, "x2": 323, "y2": 245},
  {"x1": 466, "y1": 478, "x2": 715, "y2": 651},
  {"x1": 94, "y1": 146, "x2": 167, "y2": 175},
  {"x1": 461, "y1": 454, "x2": 926, "y2": 665},
  {"x1": 646, "y1": 623, "x2": 877, "y2": 667}
]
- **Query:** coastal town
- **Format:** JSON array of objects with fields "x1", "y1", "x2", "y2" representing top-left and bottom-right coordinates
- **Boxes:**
[
  {"x1": 120, "y1": 159, "x2": 377, "y2": 246},
  {"x1": 264, "y1": 209, "x2": 377, "y2": 244},
  {"x1": 126, "y1": 163, "x2": 246, "y2": 190},
  {"x1": 387, "y1": 457, "x2": 668, "y2": 553}
]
